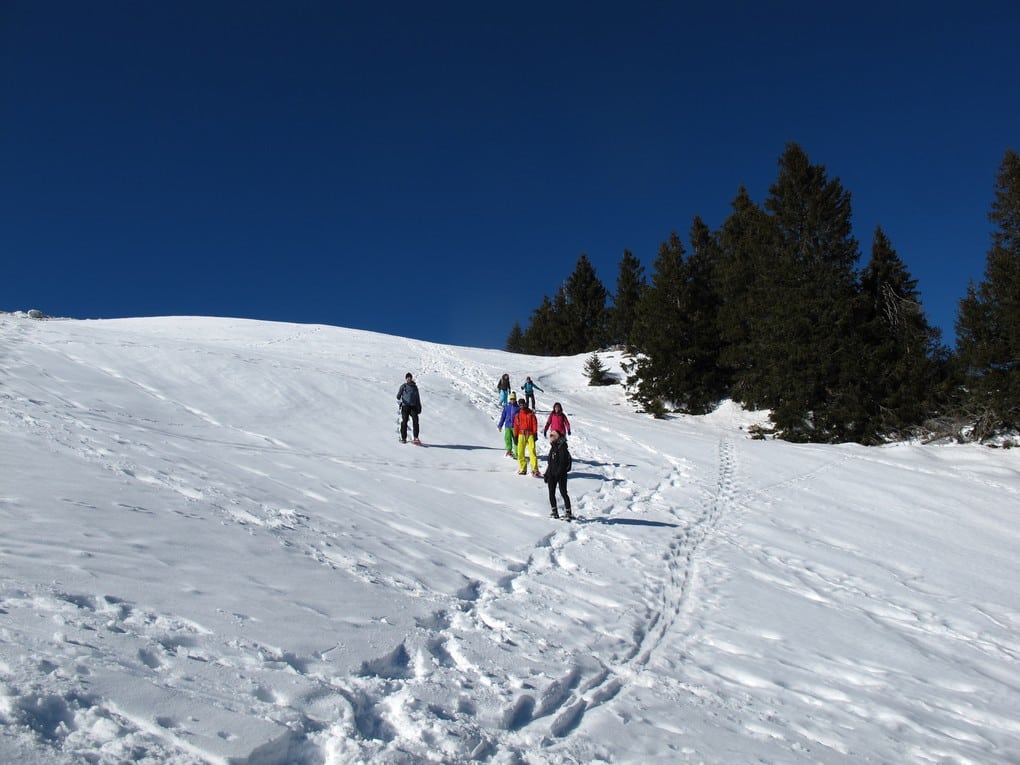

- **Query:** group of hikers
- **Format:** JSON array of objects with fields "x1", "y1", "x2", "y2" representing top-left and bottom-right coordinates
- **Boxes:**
[{"x1": 397, "y1": 371, "x2": 574, "y2": 521}]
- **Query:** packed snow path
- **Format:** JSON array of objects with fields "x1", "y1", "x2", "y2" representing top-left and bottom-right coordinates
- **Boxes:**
[{"x1": 1, "y1": 315, "x2": 1018, "y2": 764}]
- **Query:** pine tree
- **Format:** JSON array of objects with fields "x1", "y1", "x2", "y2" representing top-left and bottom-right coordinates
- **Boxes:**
[
  {"x1": 584, "y1": 352, "x2": 613, "y2": 386},
  {"x1": 520, "y1": 296, "x2": 556, "y2": 355},
  {"x1": 759, "y1": 143, "x2": 861, "y2": 441},
  {"x1": 505, "y1": 323, "x2": 525, "y2": 353},
  {"x1": 956, "y1": 149, "x2": 1020, "y2": 438},
  {"x1": 563, "y1": 254, "x2": 610, "y2": 353},
  {"x1": 626, "y1": 232, "x2": 687, "y2": 413},
  {"x1": 608, "y1": 249, "x2": 646, "y2": 349},
  {"x1": 715, "y1": 186, "x2": 776, "y2": 409},
  {"x1": 626, "y1": 224, "x2": 725, "y2": 414},
  {"x1": 854, "y1": 227, "x2": 944, "y2": 442},
  {"x1": 681, "y1": 216, "x2": 728, "y2": 411}
]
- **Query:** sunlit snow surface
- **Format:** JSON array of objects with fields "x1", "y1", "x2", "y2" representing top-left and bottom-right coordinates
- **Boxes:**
[{"x1": 1, "y1": 315, "x2": 1018, "y2": 764}]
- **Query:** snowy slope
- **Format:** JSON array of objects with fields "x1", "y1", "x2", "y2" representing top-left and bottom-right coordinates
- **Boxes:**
[{"x1": 1, "y1": 314, "x2": 1018, "y2": 764}]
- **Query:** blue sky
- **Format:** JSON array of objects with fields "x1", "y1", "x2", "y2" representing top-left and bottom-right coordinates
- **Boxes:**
[{"x1": 2, "y1": 2, "x2": 1017, "y2": 350}]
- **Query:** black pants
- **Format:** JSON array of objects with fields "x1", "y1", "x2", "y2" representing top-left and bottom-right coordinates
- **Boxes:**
[
  {"x1": 400, "y1": 406, "x2": 420, "y2": 440},
  {"x1": 547, "y1": 474, "x2": 570, "y2": 511},
  {"x1": 525, "y1": 393, "x2": 536, "y2": 410}
]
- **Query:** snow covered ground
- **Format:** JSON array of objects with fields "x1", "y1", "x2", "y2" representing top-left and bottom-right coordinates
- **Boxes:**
[{"x1": 1, "y1": 314, "x2": 1018, "y2": 764}]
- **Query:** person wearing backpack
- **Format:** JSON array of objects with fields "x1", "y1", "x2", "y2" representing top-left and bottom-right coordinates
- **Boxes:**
[
  {"x1": 520, "y1": 376, "x2": 544, "y2": 411},
  {"x1": 542, "y1": 402, "x2": 571, "y2": 440},
  {"x1": 544, "y1": 429, "x2": 573, "y2": 520},
  {"x1": 396, "y1": 372, "x2": 422, "y2": 444},
  {"x1": 496, "y1": 373, "x2": 512, "y2": 407}
]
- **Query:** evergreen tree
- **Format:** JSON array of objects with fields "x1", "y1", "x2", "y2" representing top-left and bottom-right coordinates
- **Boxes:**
[
  {"x1": 715, "y1": 186, "x2": 776, "y2": 408},
  {"x1": 608, "y1": 249, "x2": 646, "y2": 349},
  {"x1": 584, "y1": 352, "x2": 613, "y2": 386},
  {"x1": 520, "y1": 295, "x2": 556, "y2": 355},
  {"x1": 854, "y1": 227, "x2": 944, "y2": 442},
  {"x1": 626, "y1": 224, "x2": 725, "y2": 414},
  {"x1": 626, "y1": 232, "x2": 687, "y2": 413},
  {"x1": 521, "y1": 288, "x2": 575, "y2": 356},
  {"x1": 956, "y1": 148, "x2": 1020, "y2": 438},
  {"x1": 563, "y1": 254, "x2": 610, "y2": 353},
  {"x1": 759, "y1": 143, "x2": 861, "y2": 441},
  {"x1": 505, "y1": 323, "x2": 525, "y2": 353},
  {"x1": 681, "y1": 216, "x2": 728, "y2": 411}
]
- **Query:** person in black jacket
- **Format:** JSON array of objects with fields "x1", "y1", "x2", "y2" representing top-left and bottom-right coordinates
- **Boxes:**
[
  {"x1": 544, "y1": 429, "x2": 572, "y2": 520},
  {"x1": 397, "y1": 372, "x2": 422, "y2": 443}
]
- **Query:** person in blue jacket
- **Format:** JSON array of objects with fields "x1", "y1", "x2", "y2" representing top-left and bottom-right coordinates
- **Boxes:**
[{"x1": 497, "y1": 391, "x2": 520, "y2": 458}]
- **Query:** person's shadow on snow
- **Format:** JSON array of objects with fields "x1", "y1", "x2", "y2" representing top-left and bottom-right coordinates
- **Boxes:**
[{"x1": 587, "y1": 517, "x2": 680, "y2": 528}]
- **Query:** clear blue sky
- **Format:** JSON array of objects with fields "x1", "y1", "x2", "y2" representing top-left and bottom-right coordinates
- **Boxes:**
[{"x1": 2, "y1": 2, "x2": 1017, "y2": 350}]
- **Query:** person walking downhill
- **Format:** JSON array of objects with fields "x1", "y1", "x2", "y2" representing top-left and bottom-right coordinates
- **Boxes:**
[
  {"x1": 396, "y1": 372, "x2": 422, "y2": 444},
  {"x1": 521, "y1": 376, "x2": 544, "y2": 411},
  {"x1": 497, "y1": 391, "x2": 520, "y2": 458},
  {"x1": 544, "y1": 429, "x2": 573, "y2": 521},
  {"x1": 513, "y1": 398, "x2": 541, "y2": 476},
  {"x1": 496, "y1": 373, "x2": 512, "y2": 407},
  {"x1": 542, "y1": 402, "x2": 571, "y2": 440}
]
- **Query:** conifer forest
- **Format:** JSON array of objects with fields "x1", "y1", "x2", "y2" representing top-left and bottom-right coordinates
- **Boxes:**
[{"x1": 506, "y1": 144, "x2": 1020, "y2": 445}]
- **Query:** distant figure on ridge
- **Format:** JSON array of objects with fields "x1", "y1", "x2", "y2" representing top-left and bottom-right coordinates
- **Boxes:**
[
  {"x1": 514, "y1": 399, "x2": 540, "y2": 477},
  {"x1": 521, "y1": 376, "x2": 544, "y2": 411},
  {"x1": 496, "y1": 373, "x2": 512, "y2": 407},
  {"x1": 497, "y1": 391, "x2": 520, "y2": 458},
  {"x1": 543, "y1": 402, "x2": 571, "y2": 440},
  {"x1": 397, "y1": 372, "x2": 422, "y2": 444}
]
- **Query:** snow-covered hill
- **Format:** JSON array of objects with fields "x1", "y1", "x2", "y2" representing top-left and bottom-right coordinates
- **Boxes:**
[{"x1": 1, "y1": 315, "x2": 1018, "y2": 764}]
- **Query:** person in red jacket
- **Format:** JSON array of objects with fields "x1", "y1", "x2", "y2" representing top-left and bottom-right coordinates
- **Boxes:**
[
  {"x1": 542, "y1": 402, "x2": 571, "y2": 439},
  {"x1": 513, "y1": 399, "x2": 541, "y2": 476}
]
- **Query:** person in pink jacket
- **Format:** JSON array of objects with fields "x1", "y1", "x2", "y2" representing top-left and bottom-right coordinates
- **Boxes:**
[{"x1": 542, "y1": 402, "x2": 571, "y2": 439}]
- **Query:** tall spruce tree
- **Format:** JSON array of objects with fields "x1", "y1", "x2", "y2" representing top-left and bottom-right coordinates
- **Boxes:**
[
  {"x1": 627, "y1": 232, "x2": 688, "y2": 412},
  {"x1": 853, "y1": 227, "x2": 943, "y2": 442},
  {"x1": 608, "y1": 249, "x2": 646, "y2": 349},
  {"x1": 682, "y1": 216, "x2": 729, "y2": 411},
  {"x1": 626, "y1": 225, "x2": 725, "y2": 414},
  {"x1": 956, "y1": 148, "x2": 1020, "y2": 438},
  {"x1": 715, "y1": 187, "x2": 775, "y2": 408},
  {"x1": 505, "y1": 322, "x2": 525, "y2": 353},
  {"x1": 563, "y1": 254, "x2": 610, "y2": 353},
  {"x1": 760, "y1": 143, "x2": 861, "y2": 441},
  {"x1": 520, "y1": 295, "x2": 556, "y2": 355}
]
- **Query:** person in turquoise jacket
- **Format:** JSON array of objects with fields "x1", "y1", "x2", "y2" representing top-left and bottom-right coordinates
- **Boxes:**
[
  {"x1": 521, "y1": 376, "x2": 544, "y2": 411},
  {"x1": 497, "y1": 392, "x2": 520, "y2": 458}
]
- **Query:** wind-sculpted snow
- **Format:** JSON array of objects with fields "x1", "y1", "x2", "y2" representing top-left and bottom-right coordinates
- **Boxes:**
[{"x1": 1, "y1": 315, "x2": 1018, "y2": 763}]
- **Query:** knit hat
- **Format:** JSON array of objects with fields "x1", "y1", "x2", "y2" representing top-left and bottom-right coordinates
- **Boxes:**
[{"x1": 509, "y1": 391, "x2": 517, "y2": 400}]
